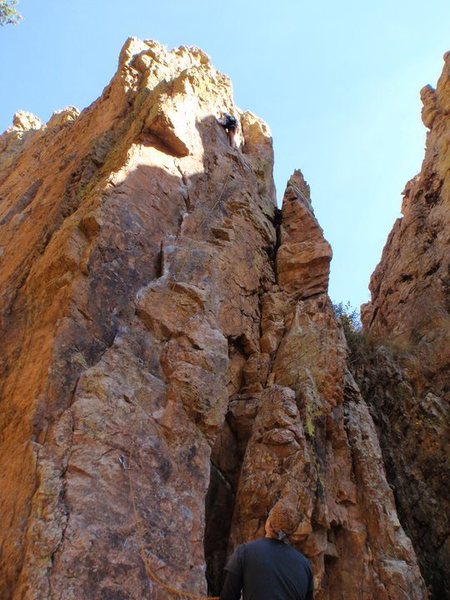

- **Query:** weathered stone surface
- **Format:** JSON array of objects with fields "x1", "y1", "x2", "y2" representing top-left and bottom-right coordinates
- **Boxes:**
[
  {"x1": 228, "y1": 296, "x2": 426, "y2": 600},
  {"x1": 0, "y1": 37, "x2": 275, "y2": 600},
  {"x1": 0, "y1": 110, "x2": 43, "y2": 173},
  {"x1": 0, "y1": 37, "x2": 428, "y2": 600},
  {"x1": 359, "y1": 52, "x2": 450, "y2": 600},
  {"x1": 354, "y1": 348, "x2": 449, "y2": 600},
  {"x1": 362, "y1": 51, "x2": 449, "y2": 387},
  {"x1": 277, "y1": 170, "x2": 332, "y2": 297}
]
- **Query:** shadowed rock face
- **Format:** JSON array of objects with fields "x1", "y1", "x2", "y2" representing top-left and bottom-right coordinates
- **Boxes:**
[
  {"x1": 0, "y1": 38, "x2": 427, "y2": 599},
  {"x1": 359, "y1": 52, "x2": 450, "y2": 600}
]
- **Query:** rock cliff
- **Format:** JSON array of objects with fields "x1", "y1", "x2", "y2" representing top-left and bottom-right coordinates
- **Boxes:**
[
  {"x1": 0, "y1": 38, "x2": 429, "y2": 599},
  {"x1": 359, "y1": 52, "x2": 450, "y2": 600}
]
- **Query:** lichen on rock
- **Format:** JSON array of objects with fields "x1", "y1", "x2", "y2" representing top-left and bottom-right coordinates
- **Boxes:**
[{"x1": 0, "y1": 37, "x2": 438, "y2": 600}]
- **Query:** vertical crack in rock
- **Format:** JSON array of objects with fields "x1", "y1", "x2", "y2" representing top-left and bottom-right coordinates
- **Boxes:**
[
  {"x1": 0, "y1": 36, "x2": 442, "y2": 600},
  {"x1": 225, "y1": 167, "x2": 428, "y2": 600},
  {"x1": 0, "y1": 38, "x2": 280, "y2": 599},
  {"x1": 204, "y1": 461, "x2": 235, "y2": 594}
]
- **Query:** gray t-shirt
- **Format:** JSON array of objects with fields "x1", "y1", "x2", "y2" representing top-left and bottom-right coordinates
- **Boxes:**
[{"x1": 223, "y1": 538, "x2": 314, "y2": 600}]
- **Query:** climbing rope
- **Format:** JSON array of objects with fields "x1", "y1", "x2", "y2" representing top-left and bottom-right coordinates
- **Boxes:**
[{"x1": 128, "y1": 443, "x2": 219, "y2": 600}]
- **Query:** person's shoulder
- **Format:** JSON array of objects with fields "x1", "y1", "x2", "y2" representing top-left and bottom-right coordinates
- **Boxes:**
[
  {"x1": 289, "y1": 546, "x2": 313, "y2": 567},
  {"x1": 225, "y1": 542, "x2": 247, "y2": 574},
  {"x1": 243, "y1": 538, "x2": 272, "y2": 553},
  {"x1": 245, "y1": 538, "x2": 267, "y2": 548},
  {"x1": 234, "y1": 538, "x2": 267, "y2": 559},
  {"x1": 231, "y1": 542, "x2": 246, "y2": 557}
]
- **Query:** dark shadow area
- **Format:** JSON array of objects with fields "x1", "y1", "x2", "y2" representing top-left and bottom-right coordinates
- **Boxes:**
[
  {"x1": 204, "y1": 463, "x2": 235, "y2": 595},
  {"x1": 204, "y1": 396, "x2": 261, "y2": 594}
]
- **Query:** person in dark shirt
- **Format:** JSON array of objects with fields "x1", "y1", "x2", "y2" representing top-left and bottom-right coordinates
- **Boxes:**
[
  {"x1": 217, "y1": 112, "x2": 239, "y2": 149},
  {"x1": 220, "y1": 503, "x2": 314, "y2": 600}
]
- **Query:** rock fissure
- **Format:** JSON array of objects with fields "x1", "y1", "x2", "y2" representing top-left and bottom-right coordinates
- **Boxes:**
[{"x1": 0, "y1": 37, "x2": 447, "y2": 600}]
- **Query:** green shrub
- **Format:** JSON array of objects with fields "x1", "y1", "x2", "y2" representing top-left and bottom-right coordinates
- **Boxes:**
[
  {"x1": 333, "y1": 301, "x2": 372, "y2": 363},
  {"x1": 0, "y1": 0, "x2": 22, "y2": 26}
]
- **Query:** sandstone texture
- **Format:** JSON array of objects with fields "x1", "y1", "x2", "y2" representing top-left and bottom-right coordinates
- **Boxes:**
[
  {"x1": 0, "y1": 38, "x2": 427, "y2": 599},
  {"x1": 358, "y1": 52, "x2": 450, "y2": 600},
  {"x1": 362, "y1": 51, "x2": 450, "y2": 388},
  {"x1": 276, "y1": 170, "x2": 332, "y2": 296}
]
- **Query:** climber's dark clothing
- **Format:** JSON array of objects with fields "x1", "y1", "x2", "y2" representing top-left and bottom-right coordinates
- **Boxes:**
[
  {"x1": 220, "y1": 537, "x2": 314, "y2": 600},
  {"x1": 218, "y1": 113, "x2": 238, "y2": 131}
]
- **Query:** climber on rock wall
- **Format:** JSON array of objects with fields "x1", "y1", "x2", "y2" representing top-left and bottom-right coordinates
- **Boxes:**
[
  {"x1": 217, "y1": 112, "x2": 239, "y2": 149},
  {"x1": 220, "y1": 503, "x2": 314, "y2": 600}
]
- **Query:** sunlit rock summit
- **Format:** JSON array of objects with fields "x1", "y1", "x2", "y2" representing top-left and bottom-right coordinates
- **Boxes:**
[{"x1": 0, "y1": 38, "x2": 446, "y2": 599}]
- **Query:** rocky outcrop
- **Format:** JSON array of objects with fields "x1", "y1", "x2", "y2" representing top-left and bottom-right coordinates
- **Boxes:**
[
  {"x1": 224, "y1": 284, "x2": 425, "y2": 600},
  {"x1": 276, "y1": 170, "x2": 332, "y2": 296},
  {"x1": 353, "y1": 349, "x2": 449, "y2": 600},
  {"x1": 0, "y1": 38, "x2": 427, "y2": 599},
  {"x1": 359, "y1": 52, "x2": 449, "y2": 600},
  {"x1": 362, "y1": 52, "x2": 449, "y2": 389}
]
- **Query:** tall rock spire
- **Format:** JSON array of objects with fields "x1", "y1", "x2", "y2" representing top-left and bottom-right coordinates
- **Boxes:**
[{"x1": 0, "y1": 38, "x2": 428, "y2": 600}]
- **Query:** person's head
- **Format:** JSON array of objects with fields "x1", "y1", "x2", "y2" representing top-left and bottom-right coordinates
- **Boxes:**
[{"x1": 265, "y1": 503, "x2": 299, "y2": 543}]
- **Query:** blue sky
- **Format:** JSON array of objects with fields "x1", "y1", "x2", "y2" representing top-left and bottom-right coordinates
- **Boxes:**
[{"x1": 1, "y1": 0, "x2": 449, "y2": 310}]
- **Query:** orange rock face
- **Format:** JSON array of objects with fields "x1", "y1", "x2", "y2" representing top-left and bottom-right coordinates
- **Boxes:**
[
  {"x1": 362, "y1": 52, "x2": 449, "y2": 387},
  {"x1": 359, "y1": 52, "x2": 449, "y2": 600},
  {"x1": 276, "y1": 170, "x2": 332, "y2": 297},
  {"x1": 0, "y1": 38, "x2": 427, "y2": 599}
]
